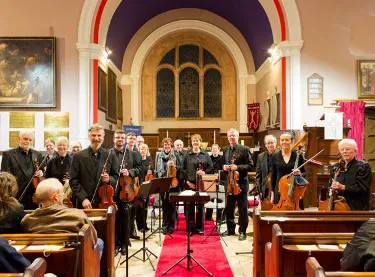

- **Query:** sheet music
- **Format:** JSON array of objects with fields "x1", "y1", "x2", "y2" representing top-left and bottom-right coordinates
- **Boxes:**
[
  {"x1": 12, "y1": 245, "x2": 26, "y2": 251},
  {"x1": 318, "y1": 244, "x2": 339, "y2": 250},
  {"x1": 296, "y1": 245, "x2": 318, "y2": 251},
  {"x1": 180, "y1": 190, "x2": 195, "y2": 196}
]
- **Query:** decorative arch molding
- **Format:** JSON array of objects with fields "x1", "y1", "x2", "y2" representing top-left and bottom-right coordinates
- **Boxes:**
[{"x1": 126, "y1": 20, "x2": 250, "y2": 130}]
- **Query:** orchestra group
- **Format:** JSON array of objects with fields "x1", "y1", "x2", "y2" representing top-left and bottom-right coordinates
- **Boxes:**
[{"x1": 0, "y1": 123, "x2": 373, "y2": 273}]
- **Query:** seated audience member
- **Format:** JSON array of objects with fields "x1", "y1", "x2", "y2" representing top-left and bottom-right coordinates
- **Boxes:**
[
  {"x1": 21, "y1": 178, "x2": 104, "y2": 258},
  {"x1": 0, "y1": 172, "x2": 25, "y2": 234},
  {"x1": 341, "y1": 219, "x2": 375, "y2": 271},
  {"x1": 0, "y1": 236, "x2": 30, "y2": 273}
]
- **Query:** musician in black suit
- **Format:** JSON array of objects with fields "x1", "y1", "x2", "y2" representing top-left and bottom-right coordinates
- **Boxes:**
[
  {"x1": 174, "y1": 139, "x2": 186, "y2": 191},
  {"x1": 255, "y1": 135, "x2": 277, "y2": 201},
  {"x1": 108, "y1": 130, "x2": 142, "y2": 254},
  {"x1": 1, "y1": 131, "x2": 43, "y2": 210},
  {"x1": 330, "y1": 139, "x2": 372, "y2": 211},
  {"x1": 222, "y1": 128, "x2": 253, "y2": 241},
  {"x1": 69, "y1": 123, "x2": 110, "y2": 209}
]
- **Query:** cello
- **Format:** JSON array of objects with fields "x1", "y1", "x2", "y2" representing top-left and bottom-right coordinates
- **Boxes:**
[
  {"x1": 226, "y1": 155, "x2": 241, "y2": 196},
  {"x1": 272, "y1": 147, "x2": 308, "y2": 211},
  {"x1": 97, "y1": 152, "x2": 118, "y2": 211},
  {"x1": 319, "y1": 159, "x2": 351, "y2": 211},
  {"x1": 167, "y1": 151, "x2": 178, "y2": 188}
]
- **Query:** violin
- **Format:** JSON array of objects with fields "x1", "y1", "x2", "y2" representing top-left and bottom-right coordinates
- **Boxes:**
[
  {"x1": 98, "y1": 166, "x2": 118, "y2": 211},
  {"x1": 226, "y1": 155, "x2": 241, "y2": 196},
  {"x1": 62, "y1": 172, "x2": 73, "y2": 208},
  {"x1": 167, "y1": 151, "x2": 178, "y2": 188},
  {"x1": 32, "y1": 159, "x2": 45, "y2": 204},
  {"x1": 319, "y1": 159, "x2": 351, "y2": 211},
  {"x1": 145, "y1": 162, "x2": 154, "y2": 182},
  {"x1": 272, "y1": 148, "x2": 308, "y2": 211},
  {"x1": 196, "y1": 163, "x2": 204, "y2": 192},
  {"x1": 119, "y1": 160, "x2": 140, "y2": 202}
]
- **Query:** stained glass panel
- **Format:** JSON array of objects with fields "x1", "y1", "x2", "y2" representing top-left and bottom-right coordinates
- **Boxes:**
[
  {"x1": 179, "y1": 45, "x2": 199, "y2": 66},
  {"x1": 156, "y1": 68, "x2": 175, "y2": 118},
  {"x1": 159, "y1": 48, "x2": 175, "y2": 66},
  {"x1": 204, "y1": 69, "x2": 222, "y2": 118},
  {"x1": 204, "y1": 49, "x2": 218, "y2": 66},
  {"x1": 179, "y1": 68, "x2": 199, "y2": 118}
]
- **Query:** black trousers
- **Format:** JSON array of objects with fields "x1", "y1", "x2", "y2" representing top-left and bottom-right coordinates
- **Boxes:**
[
  {"x1": 187, "y1": 203, "x2": 204, "y2": 231},
  {"x1": 226, "y1": 190, "x2": 248, "y2": 234},
  {"x1": 115, "y1": 200, "x2": 135, "y2": 246},
  {"x1": 161, "y1": 192, "x2": 176, "y2": 232},
  {"x1": 135, "y1": 197, "x2": 149, "y2": 230}
]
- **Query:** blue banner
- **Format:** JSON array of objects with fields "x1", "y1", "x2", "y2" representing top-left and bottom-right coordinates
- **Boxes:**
[{"x1": 123, "y1": 125, "x2": 142, "y2": 136}]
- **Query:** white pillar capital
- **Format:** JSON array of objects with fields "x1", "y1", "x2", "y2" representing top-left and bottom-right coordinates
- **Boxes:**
[{"x1": 269, "y1": 40, "x2": 304, "y2": 64}]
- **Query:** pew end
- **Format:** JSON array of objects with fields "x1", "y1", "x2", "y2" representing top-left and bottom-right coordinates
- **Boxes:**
[
  {"x1": 306, "y1": 257, "x2": 375, "y2": 277},
  {"x1": 0, "y1": 257, "x2": 46, "y2": 277}
]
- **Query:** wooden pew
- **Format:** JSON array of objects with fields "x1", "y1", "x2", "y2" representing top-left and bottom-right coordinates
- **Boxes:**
[
  {"x1": 306, "y1": 257, "x2": 375, "y2": 277},
  {"x1": 265, "y1": 224, "x2": 353, "y2": 276},
  {"x1": 85, "y1": 207, "x2": 115, "y2": 277},
  {"x1": 253, "y1": 208, "x2": 375, "y2": 277},
  {"x1": 0, "y1": 257, "x2": 46, "y2": 277},
  {"x1": 2, "y1": 224, "x2": 100, "y2": 277},
  {"x1": 25, "y1": 206, "x2": 115, "y2": 277}
]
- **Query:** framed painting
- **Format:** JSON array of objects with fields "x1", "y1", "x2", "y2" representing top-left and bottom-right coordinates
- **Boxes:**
[
  {"x1": 105, "y1": 68, "x2": 117, "y2": 123},
  {"x1": 358, "y1": 60, "x2": 375, "y2": 99},
  {"x1": 0, "y1": 37, "x2": 56, "y2": 108},
  {"x1": 98, "y1": 66, "x2": 107, "y2": 112},
  {"x1": 117, "y1": 85, "x2": 123, "y2": 121}
]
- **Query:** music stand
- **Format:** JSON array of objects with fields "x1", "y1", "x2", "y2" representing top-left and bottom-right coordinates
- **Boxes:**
[
  {"x1": 146, "y1": 177, "x2": 173, "y2": 246},
  {"x1": 201, "y1": 179, "x2": 227, "y2": 246},
  {"x1": 163, "y1": 192, "x2": 212, "y2": 276},
  {"x1": 120, "y1": 181, "x2": 157, "y2": 270}
]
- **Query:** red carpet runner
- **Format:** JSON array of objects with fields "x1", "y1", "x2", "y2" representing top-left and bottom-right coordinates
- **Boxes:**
[{"x1": 155, "y1": 214, "x2": 234, "y2": 276}]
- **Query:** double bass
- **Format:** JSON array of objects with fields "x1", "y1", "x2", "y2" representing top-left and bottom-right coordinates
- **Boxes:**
[
  {"x1": 226, "y1": 155, "x2": 241, "y2": 196},
  {"x1": 145, "y1": 162, "x2": 154, "y2": 182},
  {"x1": 319, "y1": 159, "x2": 351, "y2": 211}
]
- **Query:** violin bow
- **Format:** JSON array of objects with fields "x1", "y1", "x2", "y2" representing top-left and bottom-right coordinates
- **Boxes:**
[
  {"x1": 290, "y1": 149, "x2": 324, "y2": 175},
  {"x1": 91, "y1": 148, "x2": 112, "y2": 203},
  {"x1": 18, "y1": 154, "x2": 48, "y2": 202}
]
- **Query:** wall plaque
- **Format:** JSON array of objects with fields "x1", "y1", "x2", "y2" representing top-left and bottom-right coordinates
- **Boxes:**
[
  {"x1": 44, "y1": 131, "x2": 69, "y2": 143},
  {"x1": 308, "y1": 73, "x2": 324, "y2": 105},
  {"x1": 44, "y1": 112, "x2": 69, "y2": 128},
  {"x1": 10, "y1": 112, "x2": 35, "y2": 128}
]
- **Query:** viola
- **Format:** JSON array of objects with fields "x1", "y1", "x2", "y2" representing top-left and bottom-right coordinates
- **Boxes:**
[
  {"x1": 226, "y1": 155, "x2": 241, "y2": 196},
  {"x1": 119, "y1": 160, "x2": 140, "y2": 202},
  {"x1": 145, "y1": 162, "x2": 154, "y2": 182},
  {"x1": 272, "y1": 148, "x2": 308, "y2": 211},
  {"x1": 62, "y1": 172, "x2": 73, "y2": 208},
  {"x1": 167, "y1": 152, "x2": 178, "y2": 188},
  {"x1": 319, "y1": 159, "x2": 351, "y2": 211},
  {"x1": 98, "y1": 167, "x2": 118, "y2": 211}
]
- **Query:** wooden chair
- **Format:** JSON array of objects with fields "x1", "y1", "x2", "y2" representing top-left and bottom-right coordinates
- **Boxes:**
[{"x1": 306, "y1": 257, "x2": 375, "y2": 277}]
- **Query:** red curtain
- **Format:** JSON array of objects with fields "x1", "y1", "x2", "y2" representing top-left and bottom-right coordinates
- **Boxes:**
[{"x1": 337, "y1": 101, "x2": 365, "y2": 159}]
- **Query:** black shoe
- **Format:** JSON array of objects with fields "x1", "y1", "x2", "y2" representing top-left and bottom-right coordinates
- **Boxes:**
[
  {"x1": 162, "y1": 229, "x2": 168, "y2": 235},
  {"x1": 239, "y1": 233, "x2": 247, "y2": 241},
  {"x1": 115, "y1": 247, "x2": 120, "y2": 257},
  {"x1": 144, "y1": 226, "x2": 150, "y2": 232},
  {"x1": 120, "y1": 246, "x2": 127, "y2": 255},
  {"x1": 130, "y1": 233, "x2": 140, "y2": 240},
  {"x1": 196, "y1": 229, "x2": 204, "y2": 235},
  {"x1": 168, "y1": 229, "x2": 174, "y2": 234},
  {"x1": 221, "y1": 230, "x2": 235, "y2": 237}
]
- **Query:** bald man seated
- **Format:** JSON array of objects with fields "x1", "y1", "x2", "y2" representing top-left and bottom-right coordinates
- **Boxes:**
[{"x1": 21, "y1": 178, "x2": 104, "y2": 258}]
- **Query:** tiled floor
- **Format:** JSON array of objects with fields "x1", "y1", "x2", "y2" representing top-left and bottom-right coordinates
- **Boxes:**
[{"x1": 115, "y1": 209, "x2": 253, "y2": 277}]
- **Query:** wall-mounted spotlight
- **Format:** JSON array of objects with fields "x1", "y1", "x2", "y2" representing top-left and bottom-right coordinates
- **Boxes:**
[{"x1": 105, "y1": 46, "x2": 112, "y2": 56}]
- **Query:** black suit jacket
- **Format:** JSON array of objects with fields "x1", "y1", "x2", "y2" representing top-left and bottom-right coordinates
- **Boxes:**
[
  {"x1": 1, "y1": 147, "x2": 43, "y2": 198},
  {"x1": 69, "y1": 147, "x2": 111, "y2": 206},
  {"x1": 255, "y1": 151, "x2": 271, "y2": 196},
  {"x1": 222, "y1": 144, "x2": 254, "y2": 191}
]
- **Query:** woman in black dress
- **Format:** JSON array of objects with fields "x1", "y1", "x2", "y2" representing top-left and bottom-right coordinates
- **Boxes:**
[
  {"x1": 270, "y1": 132, "x2": 305, "y2": 206},
  {"x1": 0, "y1": 172, "x2": 25, "y2": 234},
  {"x1": 45, "y1": 136, "x2": 72, "y2": 183}
]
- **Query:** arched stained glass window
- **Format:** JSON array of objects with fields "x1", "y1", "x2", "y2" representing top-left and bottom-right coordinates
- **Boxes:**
[
  {"x1": 159, "y1": 48, "x2": 175, "y2": 66},
  {"x1": 179, "y1": 67, "x2": 199, "y2": 118},
  {"x1": 204, "y1": 69, "x2": 222, "y2": 118},
  {"x1": 204, "y1": 49, "x2": 218, "y2": 66},
  {"x1": 156, "y1": 68, "x2": 175, "y2": 118}
]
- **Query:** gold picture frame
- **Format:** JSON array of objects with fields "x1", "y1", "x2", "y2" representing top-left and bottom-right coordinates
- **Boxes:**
[{"x1": 357, "y1": 60, "x2": 375, "y2": 99}]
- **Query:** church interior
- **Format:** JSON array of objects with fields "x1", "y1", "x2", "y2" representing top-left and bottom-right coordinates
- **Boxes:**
[{"x1": 1, "y1": 0, "x2": 375, "y2": 276}]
